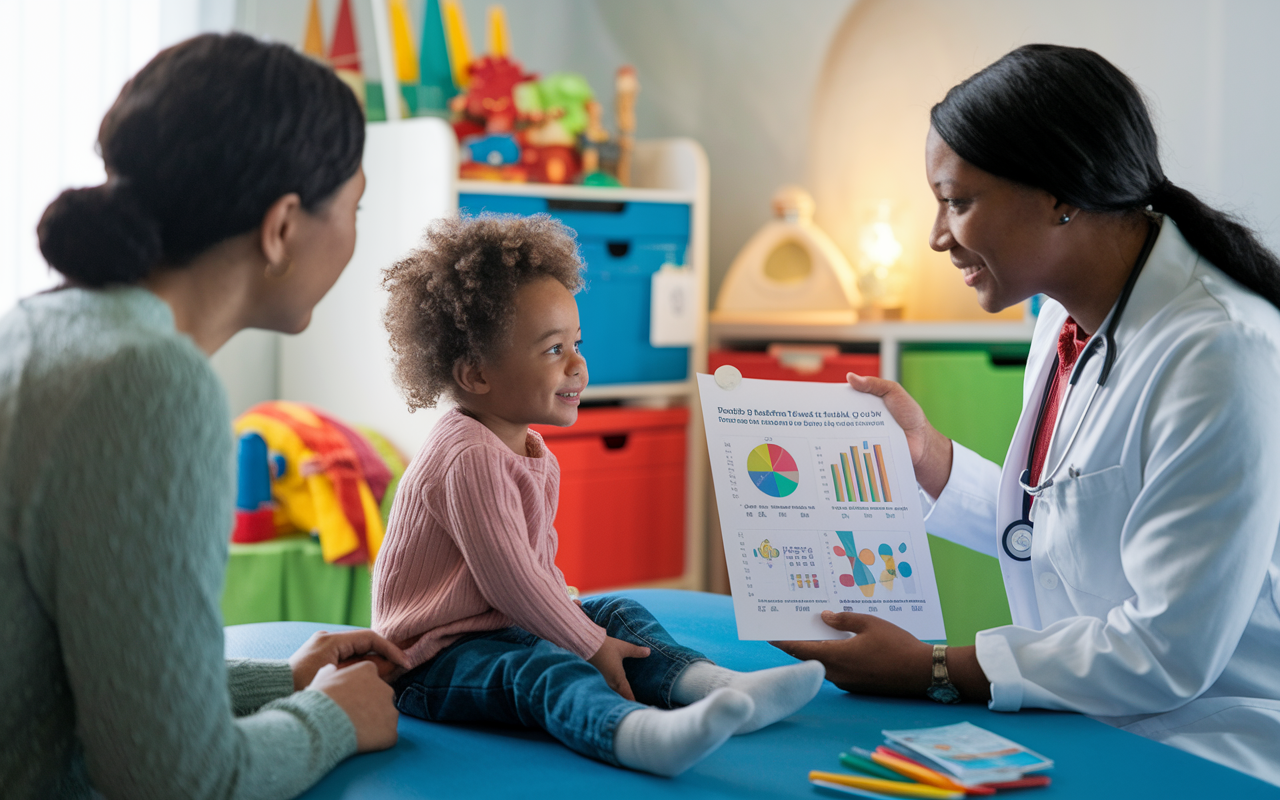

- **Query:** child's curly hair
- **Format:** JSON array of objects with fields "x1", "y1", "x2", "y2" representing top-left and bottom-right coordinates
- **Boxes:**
[{"x1": 382, "y1": 213, "x2": 584, "y2": 410}]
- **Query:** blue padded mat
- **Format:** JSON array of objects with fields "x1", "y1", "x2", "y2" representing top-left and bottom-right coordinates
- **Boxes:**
[{"x1": 225, "y1": 589, "x2": 1280, "y2": 799}]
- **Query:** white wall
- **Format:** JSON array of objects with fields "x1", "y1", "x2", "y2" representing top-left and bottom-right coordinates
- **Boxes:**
[{"x1": 809, "y1": 0, "x2": 1280, "y2": 320}]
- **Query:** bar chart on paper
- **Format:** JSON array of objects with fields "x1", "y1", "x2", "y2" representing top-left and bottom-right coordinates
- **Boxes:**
[
  {"x1": 819, "y1": 439, "x2": 896, "y2": 504},
  {"x1": 698, "y1": 374, "x2": 945, "y2": 641}
]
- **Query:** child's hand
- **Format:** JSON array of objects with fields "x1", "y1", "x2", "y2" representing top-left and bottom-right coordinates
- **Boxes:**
[
  {"x1": 587, "y1": 636, "x2": 650, "y2": 701},
  {"x1": 339, "y1": 653, "x2": 407, "y2": 684}
]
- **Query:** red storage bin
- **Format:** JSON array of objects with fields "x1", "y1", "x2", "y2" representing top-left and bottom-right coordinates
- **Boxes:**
[
  {"x1": 532, "y1": 407, "x2": 688, "y2": 591},
  {"x1": 708, "y1": 345, "x2": 879, "y2": 382}
]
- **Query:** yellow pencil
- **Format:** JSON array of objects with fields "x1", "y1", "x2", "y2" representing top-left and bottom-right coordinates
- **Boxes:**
[
  {"x1": 809, "y1": 772, "x2": 964, "y2": 799},
  {"x1": 871, "y1": 751, "x2": 969, "y2": 792}
]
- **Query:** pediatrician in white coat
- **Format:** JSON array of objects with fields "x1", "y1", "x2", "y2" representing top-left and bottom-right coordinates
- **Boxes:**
[{"x1": 775, "y1": 44, "x2": 1280, "y2": 786}]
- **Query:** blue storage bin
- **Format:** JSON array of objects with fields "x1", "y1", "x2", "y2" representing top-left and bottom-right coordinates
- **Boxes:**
[
  {"x1": 459, "y1": 192, "x2": 692, "y2": 385},
  {"x1": 458, "y1": 194, "x2": 690, "y2": 238}
]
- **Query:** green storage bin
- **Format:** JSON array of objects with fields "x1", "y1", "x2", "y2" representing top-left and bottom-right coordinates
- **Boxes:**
[
  {"x1": 899, "y1": 344, "x2": 1028, "y2": 465},
  {"x1": 928, "y1": 534, "x2": 1013, "y2": 646},
  {"x1": 901, "y1": 344, "x2": 1027, "y2": 646},
  {"x1": 223, "y1": 536, "x2": 371, "y2": 627},
  {"x1": 350, "y1": 565, "x2": 373, "y2": 629}
]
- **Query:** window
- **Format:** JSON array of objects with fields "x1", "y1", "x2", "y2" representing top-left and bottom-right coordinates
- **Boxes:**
[{"x1": 0, "y1": 0, "x2": 208, "y2": 315}]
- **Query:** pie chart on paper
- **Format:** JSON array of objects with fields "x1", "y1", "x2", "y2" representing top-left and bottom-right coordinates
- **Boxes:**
[{"x1": 747, "y1": 443, "x2": 800, "y2": 498}]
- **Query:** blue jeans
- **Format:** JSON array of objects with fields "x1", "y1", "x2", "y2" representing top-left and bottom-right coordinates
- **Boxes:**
[{"x1": 393, "y1": 595, "x2": 709, "y2": 765}]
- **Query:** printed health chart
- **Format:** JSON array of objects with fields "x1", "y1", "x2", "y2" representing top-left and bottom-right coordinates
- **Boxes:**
[{"x1": 699, "y1": 373, "x2": 946, "y2": 641}]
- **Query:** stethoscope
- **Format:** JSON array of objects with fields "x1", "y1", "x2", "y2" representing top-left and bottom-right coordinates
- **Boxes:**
[{"x1": 1001, "y1": 221, "x2": 1161, "y2": 562}]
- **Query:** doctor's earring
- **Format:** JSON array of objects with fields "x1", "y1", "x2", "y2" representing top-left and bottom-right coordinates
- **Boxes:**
[{"x1": 1058, "y1": 214, "x2": 1072, "y2": 225}]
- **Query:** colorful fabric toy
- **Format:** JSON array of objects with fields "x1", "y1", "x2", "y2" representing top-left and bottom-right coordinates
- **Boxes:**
[{"x1": 232, "y1": 402, "x2": 405, "y2": 566}]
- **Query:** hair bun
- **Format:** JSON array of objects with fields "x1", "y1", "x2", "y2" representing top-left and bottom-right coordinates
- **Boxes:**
[{"x1": 37, "y1": 181, "x2": 163, "y2": 287}]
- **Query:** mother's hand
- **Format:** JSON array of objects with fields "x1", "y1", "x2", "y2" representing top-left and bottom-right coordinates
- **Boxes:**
[
  {"x1": 289, "y1": 630, "x2": 412, "y2": 691},
  {"x1": 847, "y1": 372, "x2": 952, "y2": 498},
  {"x1": 772, "y1": 611, "x2": 934, "y2": 696}
]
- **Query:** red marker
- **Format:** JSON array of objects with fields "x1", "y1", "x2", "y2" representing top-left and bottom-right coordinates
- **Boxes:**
[{"x1": 979, "y1": 775, "x2": 1052, "y2": 790}]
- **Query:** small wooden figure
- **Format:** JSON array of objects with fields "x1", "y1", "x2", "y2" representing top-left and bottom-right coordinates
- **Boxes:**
[
  {"x1": 579, "y1": 99, "x2": 621, "y2": 186},
  {"x1": 579, "y1": 99, "x2": 608, "y2": 175},
  {"x1": 614, "y1": 65, "x2": 639, "y2": 186}
]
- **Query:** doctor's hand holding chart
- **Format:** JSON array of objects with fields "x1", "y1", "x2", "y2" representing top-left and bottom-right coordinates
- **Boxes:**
[{"x1": 769, "y1": 44, "x2": 1280, "y2": 788}]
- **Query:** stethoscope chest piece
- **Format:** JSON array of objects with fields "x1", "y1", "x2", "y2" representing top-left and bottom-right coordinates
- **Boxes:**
[{"x1": 1002, "y1": 519, "x2": 1034, "y2": 562}]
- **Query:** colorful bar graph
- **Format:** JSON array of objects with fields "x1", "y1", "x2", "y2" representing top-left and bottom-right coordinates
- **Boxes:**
[
  {"x1": 832, "y1": 441, "x2": 895, "y2": 504},
  {"x1": 839, "y1": 452, "x2": 855, "y2": 502},
  {"x1": 873, "y1": 444, "x2": 893, "y2": 502},
  {"x1": 790, "y1": 573, "x2": 820, "y2": 590},
  {"x1": 851, "y1": 446, "x2": 868, "y2": 501}
]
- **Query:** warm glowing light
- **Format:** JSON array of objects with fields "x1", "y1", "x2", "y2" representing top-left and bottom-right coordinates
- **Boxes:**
[
  {"x1": 853, "y1": 201, "x2": 907, "y2": 316},
  {"x1": 858, "y1": 202, "x2": 902, "y2": 272}
]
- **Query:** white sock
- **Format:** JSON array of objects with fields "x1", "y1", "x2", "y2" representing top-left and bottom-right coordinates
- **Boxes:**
[
  {"x1": 670, "y1": 660, "x2": 825, "y2": 734},
  {"x1": 612, "y1": 688, "x2": 753, "y2": 777}
]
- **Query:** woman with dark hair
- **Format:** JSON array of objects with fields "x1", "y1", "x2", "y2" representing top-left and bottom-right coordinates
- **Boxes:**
[
  {"x1": 0, "y1": 33, "x2": 409, "y2": 798},
  {"x1": 777, "y1": 44, "x2": 1280, "y2": 784}
]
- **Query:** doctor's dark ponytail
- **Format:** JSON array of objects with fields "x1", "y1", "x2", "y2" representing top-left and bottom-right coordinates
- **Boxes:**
[
  {"x1": 931, "y1": 44, "x2": 1280, "y2": 310},
  {"x1": 37, "y1": 32, "x2": 365, "y2": 287}
]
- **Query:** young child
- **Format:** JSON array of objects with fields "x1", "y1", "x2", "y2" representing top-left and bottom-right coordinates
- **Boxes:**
[{"x1": 373, "y1": 214, "x2": 824, "y2": 776}]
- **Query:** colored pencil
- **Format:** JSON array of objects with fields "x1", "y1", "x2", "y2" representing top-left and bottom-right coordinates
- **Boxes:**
[
  {"x1": 871, "y1": 748, "x2": 995, "y2": 796},
  {"x1": 809, "y1": 772, "x2": 965, "y2": 799},
  {"x1": 840, "y1": 751, "x2": 912, "y2": 782},
  {"x1": 979, "y1": 775, "x2": 1052, "y2": 790}
]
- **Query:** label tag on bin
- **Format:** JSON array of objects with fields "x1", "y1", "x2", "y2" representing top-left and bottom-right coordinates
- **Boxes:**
[{"x1": 650, "y1": 264, "x2": 697, "y2": 347}]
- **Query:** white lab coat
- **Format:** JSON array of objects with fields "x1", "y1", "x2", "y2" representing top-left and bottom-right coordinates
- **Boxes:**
[{"x1": 924, "y1": 219, "x2": 1280, "y2": 786}]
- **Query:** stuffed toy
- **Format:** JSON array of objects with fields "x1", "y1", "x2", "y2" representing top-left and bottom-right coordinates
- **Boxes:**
[{"x1": 232, "y1": 401, "x2": 404, "y2": 566}]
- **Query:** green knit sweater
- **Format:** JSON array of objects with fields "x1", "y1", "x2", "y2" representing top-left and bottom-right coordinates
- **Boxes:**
[{"x1": 0, "y1": 287, "x2": 356, "y2": 798}]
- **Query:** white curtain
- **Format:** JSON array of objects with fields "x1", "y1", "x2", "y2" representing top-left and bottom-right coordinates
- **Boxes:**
[{"x1": 0, "y1": 0, "x2": 211, "y2": 316}]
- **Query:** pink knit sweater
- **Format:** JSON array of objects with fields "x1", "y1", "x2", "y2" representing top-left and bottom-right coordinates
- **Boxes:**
[{"x1": 372, "y1": 408, "x2": 607, "y2": 668}]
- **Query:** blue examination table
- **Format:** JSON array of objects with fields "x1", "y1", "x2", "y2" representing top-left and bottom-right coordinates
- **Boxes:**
[{"x1": 224, "y1": 589, "x2": 1279, "y2": 799}]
